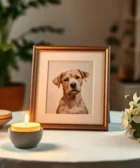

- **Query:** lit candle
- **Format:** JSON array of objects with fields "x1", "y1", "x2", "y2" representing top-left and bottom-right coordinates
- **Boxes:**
[{"x1": 11, "y1": 113, "x2": 41, "y2": 132}]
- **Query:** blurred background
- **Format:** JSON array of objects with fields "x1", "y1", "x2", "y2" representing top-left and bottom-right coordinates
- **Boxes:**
[{"x1": 0, "y1": 0, "x2": 139, "y2": 112}]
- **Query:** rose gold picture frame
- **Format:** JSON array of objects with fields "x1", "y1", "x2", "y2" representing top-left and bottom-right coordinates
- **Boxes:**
[{"x1": 30, "y1": 46, "x2": 110, "y2": 130}]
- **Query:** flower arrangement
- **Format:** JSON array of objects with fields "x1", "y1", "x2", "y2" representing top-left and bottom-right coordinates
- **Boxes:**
[{"x1": 122, "y1": 93, "x2": 140, "y2": 141}]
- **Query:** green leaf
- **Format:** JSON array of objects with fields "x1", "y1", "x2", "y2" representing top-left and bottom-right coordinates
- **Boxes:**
[
  {"x1": 124, "y1": 29, "x2": 134, "y2": 36},
  {"x1": 131, "y1": 120, "x2": 140, "y2": 130},
  {"x1": 0, "y1": 0, "x2": 62, "y2": 21},
  {"x1": 0, "y1": 19, "x2": 8, "y2": 31},
  {"x1": 110, "y1": 64, "x2": 118, "y2": 74},
  {"x1": 36, "y1": 0, "x2": 61, "y2": 5},
  {"x1": 8, "y1": 0, "x2": 22, "y2": 6},
  {"x1": 12, "y1": 40, "x2": 21, "y2": 48},
  {"x1": 29, "y1": 26, "x2": 64, "y2": 34},
  {"x1": 110, "y1": 25, "x2": 119, "y2": 33},
  {"x1": 12, "y1": 39, "x2": 33, "y2": 61},
  {"x1": 106, "y1": 36, "x2": 120, "y2": 46},
  {"x1": 133, "y1": 131, "x2": 140, "y2": 138},
  {"x1": 0, "y1": 44, "x2": 13, "y2": 52},
  {"x1": 48, "y1": 0, "x2": 61, "y2": 4},
  {"x1": 28, "y1": 1, "x2": 39, "y2": 8},
  {"x1": 30, "y1": 28, "x2": 39, "y2": 33},
  {"x1": 20, "y1": 3, "x2": 27, "y2": 10},
  {"x1": 37, "y1": 41, "x2": 52, "y2": 45},
  {"x1": 12, "y1": 38, "x2": 54, "y2": 62},
  {"x1": 9, "y1": 54, "x2": 19, "y2": 70},
  {"x1": 38, "y1": 0, "x2": 48, "y2": 5},
  {"x1": 111, "y1": 53, "x2": 115, "y2": 61},
  {"x1": 0, "y1": 46, "x2": 17, "y2": 85},
  {"x1": 22, "y1": 38, "x2": 28, "y2": 45}
]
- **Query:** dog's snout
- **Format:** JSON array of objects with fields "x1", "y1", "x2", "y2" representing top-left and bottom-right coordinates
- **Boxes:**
[{"x1": 70, "y1": 82, "x2": 76, "y2": 89}]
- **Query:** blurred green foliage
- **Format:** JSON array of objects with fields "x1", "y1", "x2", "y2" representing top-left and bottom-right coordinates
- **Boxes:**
[
  {"x1": 106, "y1": 24, "x2": 120, "y2": 74},
  {"x1": 0, "y1": 0, "x2": 64, "y2": 86},
  {"x1": 106, "y1": 23, "x2": 134, "y2": 74}
]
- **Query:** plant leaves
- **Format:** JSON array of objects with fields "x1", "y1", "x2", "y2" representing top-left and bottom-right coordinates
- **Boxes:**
[
  {"x1": 38, "y1": 0, "x2": 48, "y2": 5},
  {"x1": 48, "y1": 0, "x2": 61, "y2": 4},
  {"x1": 131, "y1": 120, "x2": 140, "y2": 131},
  {"x1": 12, "y1": 38, "x2": 53, "y2": 62},
  {"x1": 133, "y1": 131, "x2": 140, "y2": 138},
  {"x1": 27, "y1": 0, "x2": 61, "y2": 9},
  {"x1": 0, "y1": 0, "x2": 63, "y2": 86},
  {"x1": 12, "y1": 40, "x2": 21, "y2": 48},
  {"x1": 0, "y1": 0, "x2": 62, "y2": 20},
  {"x1": 0, "y1": 46, "x2": 18, "y2": 86},
  {"x1": 110, "y1": 24, "x2": 119, "y2": 33},
  {"x1": 12, "y1": 39, "x2": 34, "y2": 61},
  {"x1": 0, "y1": 44, "x2": 13, "y2": 52},
  {"x1": 28, "y1": 1, "x2": 39, "y2": 8},
  {"x1": 106, "y1": 36, "x2": 120, "y2": 46},
  {"x1": 0, "y1": 20, "x2": 8, "y2": 31},
  {"x1": 124, "y1": 29, "x2": 134, "y2": 36},
  {"x1": 8, "y1": 0, "x2": 22, "y2": 6},
  {"x1": 29, "y1": 26, "x2": 64, "y2": 34},
  {"x1": 37, "y1": 41, "x2": 52, "y2": 45}
]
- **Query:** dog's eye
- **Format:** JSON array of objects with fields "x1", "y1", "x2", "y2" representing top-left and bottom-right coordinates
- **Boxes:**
[
  {"x1": 64, "y1": 78, "x2": 69, "y2": 82},
  {"x1": 76, "y1": 76, "x2": 80, "y2": 79}
]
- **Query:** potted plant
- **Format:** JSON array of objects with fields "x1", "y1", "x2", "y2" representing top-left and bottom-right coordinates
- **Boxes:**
[{"x1": 0, "y1": 0, "x2": 64, "y2": 111}]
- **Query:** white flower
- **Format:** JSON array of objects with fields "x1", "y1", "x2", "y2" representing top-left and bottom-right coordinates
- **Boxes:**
[
  {"x1": 124, "y1": 108, "x2": 132, "y2": 120},
  {"x1": 122, "y1": 111, "x2": 129, "y2": 129},
  {"x1": 125, "y1": 126, "x2": 135, "y2": 137},
  {"x1": 129, "y1": 105, "x2": 134, "y2": 111},
  {"x1": 132, "y1": 115, "x2": 140, "y2": 123},
  {"x1": 131, "y1": 107, "x2": 140, "y2": 115},
  {"x1": 124, "y1": 123, "x2": 135, "y2": 137},
  {"x1": 133, "y1": 93, "x2": 140, "y2": 102},
  {"x1": 138, "y1": 138, "x2": 140, "y2": 143},
  {"x1": 125, "y1": 95, "x2": 129, "y2": 99},
  {"x1": 129, "y1": 93, "x2": 140, "y2": 107},
  {"x1": 128, "y1": 128, "x2": 135, "y2": 136},
  {"x1": 132, "y1": 109, "x2": 139, "y2": 115}
]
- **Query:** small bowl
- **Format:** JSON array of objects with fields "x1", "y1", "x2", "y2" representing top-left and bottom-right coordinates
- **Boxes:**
[
  {"x1": 0, "y1": 110, "x2": 12, "y2": 128},
  {"x1": 8, "y1": 127, "x2": 43, "y2": 149},
  {"x1": 0, "y1": 117, "x2": 12, "y2": 129}
]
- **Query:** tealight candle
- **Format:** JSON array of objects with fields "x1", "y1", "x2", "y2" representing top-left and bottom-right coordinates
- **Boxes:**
[
  {"x1": 9, "y1": 113, "x2": 43, "y2": 149},
  {"x1": 11, "y1": 113, "x2": 41, "y2": 132}
]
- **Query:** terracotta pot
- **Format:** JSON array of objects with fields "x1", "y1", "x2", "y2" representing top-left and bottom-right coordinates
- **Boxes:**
[{"x1": 0, "y1": 83, "x2": 25, "y2": 111}]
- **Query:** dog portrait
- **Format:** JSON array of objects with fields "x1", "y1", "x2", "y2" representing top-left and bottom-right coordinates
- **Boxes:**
[
  {"x1": 53, "y1": 69, "x2": 89, "y2": 114},
  {"x1": 46, "y1": 61, "x2": 93, "y2": 115}
]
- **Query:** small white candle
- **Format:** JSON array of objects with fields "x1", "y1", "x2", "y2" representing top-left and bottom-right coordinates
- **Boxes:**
[{"x1": 11, "y1": 113, "x2": 41, "y2": 132}]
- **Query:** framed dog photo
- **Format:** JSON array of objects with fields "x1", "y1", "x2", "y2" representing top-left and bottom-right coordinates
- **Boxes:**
[{"x1": 30, "y1": 46, "x2": 110, "y2": 130}]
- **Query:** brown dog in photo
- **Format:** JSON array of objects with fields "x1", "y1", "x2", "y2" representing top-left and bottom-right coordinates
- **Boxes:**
[{"x1": 53, "y1": 69, "x2": 89, "y2": 114}]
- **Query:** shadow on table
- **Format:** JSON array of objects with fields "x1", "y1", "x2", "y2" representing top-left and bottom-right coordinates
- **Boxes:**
[
  {"x1": 1, "y1": 142, "x2": 60, "y2": 152},
  {"x1": 0, "y1": 124, "x2": 10, "y2": 132}
]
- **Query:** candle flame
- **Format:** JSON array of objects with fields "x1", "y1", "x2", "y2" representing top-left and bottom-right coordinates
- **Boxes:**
[{"x1": 25, "y1": 113, "x2": 29, "y2": 125}]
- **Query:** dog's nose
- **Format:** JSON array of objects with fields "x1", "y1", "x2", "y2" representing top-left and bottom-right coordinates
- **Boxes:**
[{"x1": 70, "y1": 82, "x2": 76, "y2": 89}]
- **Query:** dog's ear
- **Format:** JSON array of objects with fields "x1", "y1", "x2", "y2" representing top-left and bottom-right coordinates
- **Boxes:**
[
  {"x1": 78, "y1": 69, "x2": 89, "y2": 81},
  {"x1": 53, "y1": 74, "x2": 61, "y2": 88}
]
